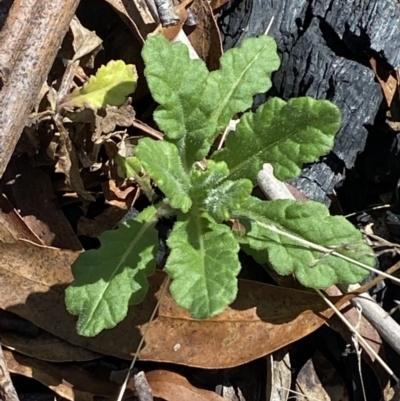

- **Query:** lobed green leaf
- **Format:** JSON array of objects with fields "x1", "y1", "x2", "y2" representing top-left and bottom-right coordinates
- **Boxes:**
[
  {"x1": 142, "y1": 35, "x2": 211, "y2": 142},
  {"x1": 189, "y1": 160, "x2": 230, "y2": 200},
  {"x1": 65, "y1": 205, "x2": 159, "y2": 337},
  {"x1": 189, "y1": 160, "x2": 252, "y2": 221},
  {"x1": 207, "y1": 35, "x2": 280, "y2": 134},
  {"x1": 142, "y1": 35, "x2": 280, "y2": 168},
  {"x1": 212, "y1": 97, "x2": 341, "y2": 183},
  {"x1": 61, "y1": 60, "x2": 137, "y2": 109},
  {"x1": 135, "y1": 138, "x2": 192, "y2": 213},
  {"x1": 201, "y1": 178, "x2": 252, "y2": 222},
  {"x1": 165, "y1": 211, "x2": 241, "y2": 318},
  {"x1": 235, "y1": 197, "x2": 375, "y2": 289}
]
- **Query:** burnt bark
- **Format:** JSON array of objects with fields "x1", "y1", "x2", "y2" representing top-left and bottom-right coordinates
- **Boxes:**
[{"x1": 219, "y1": 0, "x2": 400, "y2": 205}]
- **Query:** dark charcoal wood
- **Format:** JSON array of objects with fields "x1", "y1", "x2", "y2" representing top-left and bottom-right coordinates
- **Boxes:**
[{"x1": 219, "y1": 0, "x2": 400, "y2": 205}]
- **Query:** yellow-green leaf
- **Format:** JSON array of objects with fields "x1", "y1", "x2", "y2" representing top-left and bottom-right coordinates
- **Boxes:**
[{"x1": 60, "y1": 60, "x2": 137, "y2": 109}]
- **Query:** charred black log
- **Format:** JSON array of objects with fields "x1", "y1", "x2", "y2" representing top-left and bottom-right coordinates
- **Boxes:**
[{"x1": 219, "y1": 0, "x2": 400, "y2": 205}]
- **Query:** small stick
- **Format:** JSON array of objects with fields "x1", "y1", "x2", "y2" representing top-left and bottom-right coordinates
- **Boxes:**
[
  {"x1": 257, "y1": 163, "x2": 294, "y2": 200},
  {"x1": 147, "y1": 0, "x2": 180, "y2": 27},
  {"x1": 116, "y1": 276, "x2": 171, "y2": 401},
  {"x1": 316, "y1": 289, "x2": 399, "y2": 383},
  {"x1": 352, "y1": 304, "x2": 367, "y2": 401},
  {"x1": 342, "y1": 283, "x2": 400, "y2": 357},
  {"x1": 0, "y1": 0, "x2": 80, "y2": 179},
  {"x1": 217, "y1": 119, "x2": 239, "y2": 150},
  {"x1": 133, "y1": 371, "x2": 153, "y2": 401},
  {"x1": 132, "y1": 119, "x2": 164, "y2": 140},
  {"x1": 264, "y1": 16, "x2": 275, "y2": 36}
]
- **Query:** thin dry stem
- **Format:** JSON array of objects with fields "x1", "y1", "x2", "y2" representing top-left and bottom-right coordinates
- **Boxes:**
[
  {"x1": 316, "y1": 289, "x2": 399, "y2": 383},
  {"x1": 116, "y1": 276, "x2": 171, "y2": 401}
]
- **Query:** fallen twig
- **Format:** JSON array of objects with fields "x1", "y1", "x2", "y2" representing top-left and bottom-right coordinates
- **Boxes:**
[
  {"x1": 0, "y1": 0, "x2": 81, "y2": 178},
  {"x1": 315, "y1": 289, "x2": 399, "y2": 382},
  {"x1": 134, "y1": 371, "x2": 154, "y2": 401},
  {"x1": 343, "y1": 283, "x2": 400, "y2": 357}
]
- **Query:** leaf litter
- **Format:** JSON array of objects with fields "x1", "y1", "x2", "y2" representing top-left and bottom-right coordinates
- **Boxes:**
[
  {"x1": 0, "y1": 235, "x2": 344, "y2": 366},
  {"x1": 4, "y1": 349, "x2": 120, "y2": 401},
  {"x1": 0, "y1": 0, "x2": 397, "y2": 399}
]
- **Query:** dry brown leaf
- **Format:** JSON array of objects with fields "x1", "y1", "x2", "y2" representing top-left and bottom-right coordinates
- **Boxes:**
[
  {"x1": 87, "y1": 102, "x2": 136, "y2": 162},
  {"x1": 0, "y1": 240, "x2": 77, "y2": 290},
  {"x1": 138, "y1": 279, "x2": 339, "y2": 368},
  {"x1": 329, "y1": 302, "x2": 382, "y2": 356},
  {"x1": 102, "y1": 138, "x2": 135, "y2": 184},
  {"x1": 77, "y1": 180, "x2": 139, "y2": 237},
  {"x1": 369, "y1": 56, "x2": 398, "y2": 107},
  {"x1": 295, "y1": 350, "x2": 349, "y2": 401},
  {"x1": 210, "y1": 0, "x2": 230, "y2": 10},
  {"x1": 63, "y1": 112, "x2": 101, "y2": 168},
  {"x1": 70, "y1": 15, "x2": 103, "y2": 62},
  {"x1": 94, "y1": 102, "x2": 136, "y2": 138},
  {"x1": 54, "y1": 117, "x2": 96, "y2": 202},
  {"x1": 1, "y1": 330, "x2": 100, "y2": 363},
  {"x1": 183, "y1": 0, "x2": 223, "y2": 70},
  {"x1": 104, "y1": 179, "x2": 138, "y2": 207},
  {"x1": 0, "y1": 194, "x2": 41, "y2": 244},
  {"x1": 103, "y1": 0, "x2": 156, "y2": 42},
  {"x1": 104, "y1": 0, "x2": 222, "y2": 70},
  {"x1": 146, "y1": 370, "x2": 225, "y2": 401},
  {"x1": 4, "y1": 349, "x2": 119, "y2": 401},
  {"x1": 0, "y1": 309, "x2": 39, "y2": 338},
  {"x1": 64, "y1": 102, "x2": 136, "y2": 171},
  {"x1": 35, "y1": 81, "x2": 52, "y2": 113},
  {"x1": 0, "y1": 239, "x2": 347, "y2": 369},
  {"x1": 3, "y1": 155, "x2": 82, "y2": 250}
]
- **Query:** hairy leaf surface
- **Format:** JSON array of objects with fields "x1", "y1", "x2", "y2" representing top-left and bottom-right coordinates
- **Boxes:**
[
  {"x1": 135, "y1": 138, "x2": 192, "y2": 213},
  {"x1": 190, "y1": 161, "x2": 230, "y2": 199},
  {"x1": 234, "y1": 197, "x2": 374, "y2": 289},
  {"x1": 201, "y1": 179, "x2": 252, "y2": 222},
  {"x1": 142, "y1": 35, "x2": 279, "y2": 167},
  {"x1": 207, "y1": 35, "x2": 280, "y2": 133},
  {"x1": 165, "y1": 211, "x2": 241, "y2": 318},
  {"x1": 61, "y1": 60, "x2": 137, "y2": 109},
  {"x1": 65, "y1": 205, "x2": 159, "y2": 337},
  {"x1": 189, "y1": 161, "x2": 252, "y2": 221},
  {"x1": 142, "y1": 35, "x2": 211, "y2": 141},
  {"x1": 212, "y1": 97, "x2": 340, "y2": 183}
]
